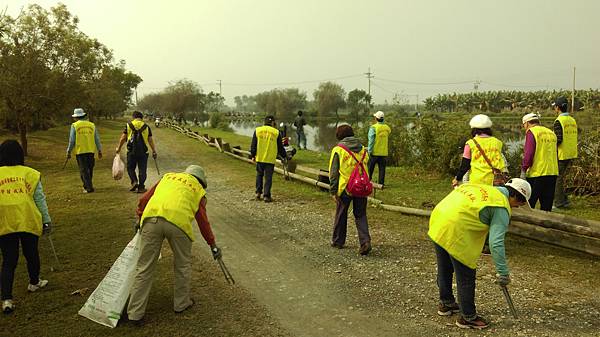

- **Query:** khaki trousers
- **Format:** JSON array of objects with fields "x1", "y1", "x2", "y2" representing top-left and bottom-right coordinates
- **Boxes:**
[{"x1": 127, "y1": 217, "x2": 193, "y2": 320}]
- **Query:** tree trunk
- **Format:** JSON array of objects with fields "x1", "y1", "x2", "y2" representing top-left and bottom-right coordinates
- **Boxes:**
[{"x1": 18, "y1": 121, "x2": 28, "y2": 156}]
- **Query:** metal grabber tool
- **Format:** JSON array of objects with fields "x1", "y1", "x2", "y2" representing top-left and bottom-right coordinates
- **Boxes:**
[
  {"x1": 47, "y1": 234, "x2": 62, "y2": 271},
  {"x1": 61, "y1": 157, "x2": 70, "y2": 170},
  {"x1": 216, "y1": 257, "x2": 235, "y2": 285},
  {"x1": 153, "y1": 157, "x2": 161, "y2": 175},
  {"x1": 501, "y1": 285, "x2": 518, "y2": 318}
]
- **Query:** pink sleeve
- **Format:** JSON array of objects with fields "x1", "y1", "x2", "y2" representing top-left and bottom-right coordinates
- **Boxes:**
[{"x1": 463, "y1": 143, "x2": 471, "y2": 159}]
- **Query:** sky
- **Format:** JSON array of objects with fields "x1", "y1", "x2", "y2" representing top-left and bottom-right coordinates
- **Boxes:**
[{"x1": 4, "y1": 0, "x2": 600, "y2": 105}]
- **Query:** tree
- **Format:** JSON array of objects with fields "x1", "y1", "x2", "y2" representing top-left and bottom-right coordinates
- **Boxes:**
[
  {"x1": 254, "y1": 88, "x2": 307, "y2": 119},
  {"x1": 313, "y1": 82, "x2": 346, "y2": 118},
  {"x1": 347, "y1": 89, "x2": 372, "y2": 119}
]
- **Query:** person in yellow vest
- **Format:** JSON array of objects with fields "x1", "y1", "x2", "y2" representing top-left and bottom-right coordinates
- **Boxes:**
[
  {"x1": 66, "y1": 108, "x2": 102, "y2": 193},
  {"x1": 329, "y1": 124, "x2": 372, "y2": 255},
  {"x1": 367, "y1": 111, "x2": 391, "y2": 186},
  {"x1": 519, "y1": 113, "x2": 559, "y2": 211},
  {"x1": 429, "y1": 178, "x2": 531, "y2": 329},
  {"x1": 115, "y1": 111, "x2": 158, "y2": 193},
  {"x1": 249, "y1": 115, "x2": 286, "y2": 203},
  {"x1": 552, "y1": 97, "x2": 578, "y2": 209},
  {"x1": 453, "y1": 114, "x2": 507, "y2": 187},
  {"x1": 0, "y1": 140, "x2": 52, "y2": 314},
  {"x1": 126, "y1": 165, "x2": 221, "y2": 326}
]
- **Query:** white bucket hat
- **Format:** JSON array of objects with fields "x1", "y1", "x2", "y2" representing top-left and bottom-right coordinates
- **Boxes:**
[
  {"x1": 522, "y1": 113, "x2": 540, "y2": 124},
  {"x1": 373, "y1": 111, "x2": 385, "y2": 119},
  {"x1": 72, "y1": 108, "x2": 86, "y2": 118}
]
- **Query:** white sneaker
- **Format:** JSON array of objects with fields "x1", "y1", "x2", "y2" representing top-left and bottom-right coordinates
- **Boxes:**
[
  {"x1": 2, "y1": 300, "x2": 14, "y2": 314},
  {"x1": 27, "y1": 279, "x2": 48, "y2": 292}
]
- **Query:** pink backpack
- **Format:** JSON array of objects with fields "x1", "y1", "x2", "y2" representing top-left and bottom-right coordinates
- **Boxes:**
[{"x1": 337, "y1": 144, "x2": 373, "y2": 197}]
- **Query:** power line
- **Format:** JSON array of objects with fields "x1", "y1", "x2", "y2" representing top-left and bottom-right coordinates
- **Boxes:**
[
  {"x1": 223, "y1": 74, "x2": 363, "y2": 87},
  {"x1": 376, "y1": 77, "x2": 475, "y2": 86}
]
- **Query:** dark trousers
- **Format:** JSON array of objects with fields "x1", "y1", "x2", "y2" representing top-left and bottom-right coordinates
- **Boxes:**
[
  {"x1": 331, "y1": 192, "x2": 370, "y2": 246},
  {"x1": 527, "y1": 175, "x2": 558, "y2": 211},
  {"x1": 255, "y1": 162, "x2": 275, "y2": 198},
  {"x1": 76, "y1": 153, "x2": 95, "y2": 191},
  {"x1": 0, "y1": 232, "x2": 41, "y2": 300},
  {"x1": 368, "y1": 155, "x2": 387, "y2": 185},
  {"x1": 127, "y1": 152, "x2": 149, "y2": 188},
  {"x1": 434, "y1": 242, "x2": 477, "y2": 321},
  {"x1": 296, "y1": 130, "x2": 307, "y2": 149},
  {"x1": 554, "y1": 160, "x2": 572, "y2": 207}
]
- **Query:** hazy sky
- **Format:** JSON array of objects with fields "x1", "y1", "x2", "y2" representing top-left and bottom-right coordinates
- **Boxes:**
[{"x1": 5, "y1": 0, "x2": 600, "y2": 104}]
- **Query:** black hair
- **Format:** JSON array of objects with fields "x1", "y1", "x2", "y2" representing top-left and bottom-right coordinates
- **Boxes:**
[
  {"x1": 471, "y1": 128, "x2": 493, "y2": 137},
  {"x1": 133, "y1": 111, "x2": 144, "y2": 119},
  {"x1": 297, "y1": 110, "x2": 303, "y2": 116},
  {"x1": 264, "y1": 115, "x2": 275, "y2": 125},
  {"x1": 506, "y1": 186, "x2": 527, "y2": 203},
  {"x1": 0, "y1": 140, "x2": 25, "y2": 166},
  {"x1": 558, "y1": 104, "x2": 568, "y2": 113},
  {"x1": 335, "y1": 124, "x2": 354, "y2": 140}
]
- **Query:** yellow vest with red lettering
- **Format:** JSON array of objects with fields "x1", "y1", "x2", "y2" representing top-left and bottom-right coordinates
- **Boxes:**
[
  {"x1": 329, "y1": 145, "x2": 370, "y2": 196},
  {"x1": 126, "y1": 119, "x2": 151, "y2": 151},
  {"x1": 72, "y1": 120, "x2": 97, "y2": 155},
  {"x1": 428, "y1": 184, "x2": 510, "y2": 269},
  {"x1": 372, "y1": 123, "x2": 392, "y2": 156},
  {"x1": 255, "y1": 125, "x2": 279, "y2": 164},
  {"x1": 527, "y1": 125, "x2": 559, "y2": 177},
  {"x1": 466, "y1": 137, "x2": 505, "y2": 185},
  {"x1": 0, "y1": 166, "x2": 43, "y2": 237},
  {"x1": 140, "y1": 173, "x2": 206, "y2": 241},
  {"x1": 556, "y1": 115, "x2": 578, "y2": 160}
]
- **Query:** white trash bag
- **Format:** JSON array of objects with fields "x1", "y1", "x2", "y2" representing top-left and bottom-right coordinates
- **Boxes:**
[
  {"x1": 112, "y1": 154, "x2": 125, "y2": 180},
  {"x1": 78, "y1": 233, "x2": 142, "y2": 328}
]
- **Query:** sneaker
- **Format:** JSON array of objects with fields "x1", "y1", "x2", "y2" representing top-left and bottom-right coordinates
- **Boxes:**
[
  {"x1": 263, "y1": 196, "x2": 273, "y2": 203},
  {"x1": 359, "y1": 242, "x2": 372, "y2": 255},
  {"x1": 129, "y1": 183, "x2": 138, "y2": 192},
  {"x1": 128, "y1": 317, "x2": 144, "y2": 327},
  {"x1": 437, "y1": 302, "x2": 460, "y2": 316},
  {"x1": 330, "y1": 242, "x2": 344, "y2": 249},
  {"x1": 2, "y1": 300, "x2": 14, "y2": 314},
  {"x1": 136, "y1": 187, "x2": 147, "y2": 193},
  {"x1": 27, "y1": 279, "x2": 48, "y2": 292},
  {"x1": 255, "y1": 193, "x2": 262, "y2": 201},
  {"x1": 455, "y1": 316, "x2": 489, "y2": 329},
  {"x1": 175, "y1": 299, "x2": 194, "y2": 313}
]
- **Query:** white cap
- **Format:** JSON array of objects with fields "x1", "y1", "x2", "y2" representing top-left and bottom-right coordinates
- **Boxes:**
[
  {"x1": 505, "y1": 178, "x2": 532, "y2": 200},
  {"x1": 469, "y1": 114, "x2": 493, "y2": 129},
  {"x1": 522, "y1": 113, "x2": 540, "y2": 124},
  {"x1": 373, "y1": 111, "x2": 385, "y2": 119},
  {"x1": 72, "y1": 108, "x2": 86, "y2": 118}
]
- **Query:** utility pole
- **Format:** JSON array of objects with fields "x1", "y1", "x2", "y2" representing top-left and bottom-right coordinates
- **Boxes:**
[
  {"x1": 217, "y1": 80, "x2": 222, "y2": 96},
  {"x1": 364, "y1": 67, "x2": 374, "y2": 97},
  {"x1": 135, "y1": 87, "x2": 138, "y2": 106},
  {"x1": 571, "y1": 67, "x2": 576, "y2": 113},
  {"x1": 415, "y1": 94, "x2": 419, "y2": 112},
  {"x1": 473, "y1": 79, "x2": 481, "y2": 91}
]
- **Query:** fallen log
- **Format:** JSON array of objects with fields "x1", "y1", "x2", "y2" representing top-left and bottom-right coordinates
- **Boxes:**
[
  {"x1": 512, "y1": 208, "x2": 600, "y2": 239},
  {"x1": 509, "y1": 221, "x2": 600, "y2": 257}
]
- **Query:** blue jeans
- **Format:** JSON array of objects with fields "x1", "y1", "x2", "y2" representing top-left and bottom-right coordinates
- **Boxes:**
[
  {"x1": 434, "y1": 242, "x2": 477, "y2": 321},
  {"x1": 255, "y1": 162, "x2": 274, "y2": 198},
  {"x1": 296, "y1": 130, "x2": 307, "y2": 149}
]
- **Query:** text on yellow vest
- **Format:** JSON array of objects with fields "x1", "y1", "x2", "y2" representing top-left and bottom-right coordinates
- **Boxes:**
[
  {"x1": 329, "y1": 146, "x2": 370, "y2": 196},
  {"x1": 428, "y1": 184, "x2": 511, "y2": 269},
  {"x1": 466, "y1": 137, "x2": 505, "y2": 185},
  {"x1": 0, "y1": 166, "x2": 43, "y2": 237},
  {"x1": 556, "y1": 115, "x2": 578, "y2": 160},
  {"x1": 140, "y1": 173, "x2": 206, "y2": 241},
  {"x1": 72, "y1": 120, "x2": 96, "y2": 155},
  {"x1": 126, "y1": 119, "x2": 151, "y2": 151},
  {"x1": 255, "y1": 125, "x2": 279, "y2": 164},
  {"x1": 372, "y1": 123, "x2": 391, "y2": 156},
  {"x1": 527, "y1": 125, "x2": 558, "y2": 177}
]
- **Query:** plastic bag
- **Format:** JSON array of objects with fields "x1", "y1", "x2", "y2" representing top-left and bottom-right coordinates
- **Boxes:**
[
  {"x1": 78, "y1": 233, "x2": 142, "y2": 328},
  {"x1": 112, "y1": 154, "x2": 125, "y2": 180}
]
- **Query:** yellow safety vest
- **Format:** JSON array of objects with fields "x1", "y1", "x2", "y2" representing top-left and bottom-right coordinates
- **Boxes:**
[
  {"x1": 255, "y1": 125, "x2": 279, "y2": 164},
  {"x1": 126, "y1": 119, "x2": 151, "y2": 151},
  {"x1": 466, "y1": 137, "x2": 505, "y2": 185},
  {"x1": 527, "y1": 126, "x2": 559, "y2": 177},
  {"x1": 72, "y1": 120, "x2": 97, "y2": 155},
  {"x1": 329, "y1": 145, "x2": 370, "y2": 196},
  {"x1": 556, "y1": 115, "x2": 578, "y2": 160},
  {"x1": 371, "y1": 123, "x2": 392, "y2": 156},
  {"x1": 0, "y1": 166, "x2": 43, "y2": 237},
  {"x1": 140, "y1": 173, "x2": 206, "y2": 241},
  {"x1": 428, "y1": 184, "x2": 511, "y2": 269}
]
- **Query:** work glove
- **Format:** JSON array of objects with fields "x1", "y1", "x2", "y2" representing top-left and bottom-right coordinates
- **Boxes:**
[
  {"x1": 152, "y1": 152, "x2": 157, "y2": 159},
  {"x1": 42, "y1": 223, "x2": 52, "y2": 236},
  {"x1": 451, "y1": 178, "x2": 459, "y2": 188},
  {"x1": 519, "y1": 170, "x2": 527, "y2": 180},
  {"x1": 98, "y1": 151, "x2": 103, "y2": 159},
  {"x1": 211, "y1": 245, "x2": 222, "y2": 260},
  {"x1": 495, "y1": 274, "x2": 511, "y2": 287}
]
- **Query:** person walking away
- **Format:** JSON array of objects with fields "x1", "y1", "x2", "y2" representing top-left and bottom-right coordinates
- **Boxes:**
[
  {"x1": 116, "y1": 111, "x2": 158, "y2": 193},
  {"x1": 329, "y1": 124, "x2": 372, "y2": 255},
  {"x1": 127, "y1": 165, "x2": 221, "y2": 325},
  {"x1": 293, "y1": 110, "x2": 307, "y2": 150},
  {"x1": 0, "y1": 140, "x2": 52, "y2": 314},
  {"x1": 429, "y1": 179, "x2": 531, "y2": 329},
  {"x1": 250, "y1": 115, "x2": 286, "y2": 203},
  {"x1": 66, "y1": 108, "x2": 102, "y2": 193},
  {"x1": 552, "y1": 97, "x2": 577, "y2": 209},
  {"x1": 367, "y1": 111, "x2": 391, "y2": 186},
  {"x1": 453, "y1": 114, "x2": 507, "y2": 187},
  {"x1": 520, "y1": 113, "x2": 558, "y2": 211}
]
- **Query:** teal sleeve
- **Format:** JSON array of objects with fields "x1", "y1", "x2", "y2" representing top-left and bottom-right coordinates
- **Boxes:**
[
  {"x1": 367, "y1": 127, "x2": 375, "y2": 154},
  {"x1": 33, "y1": 181, "x2": 52, "y2": 224},
  {"x1": 66, "y1": 126, "x2": 75, "y2": 154},
  {"x1": 485, "y1": 207, "x2": 510, "y2": 276},
  {"x1": 94, "y1": 128, "x2": 102, "y2": 152}
]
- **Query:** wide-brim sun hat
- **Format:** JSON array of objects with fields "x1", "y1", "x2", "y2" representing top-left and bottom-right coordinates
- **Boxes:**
[
  {"x1": 72, "y1": 108, "x2": 86, "y2": 118},
  {"x1": 185, "y1": 165, "x2": 207, "y2": 188}
]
